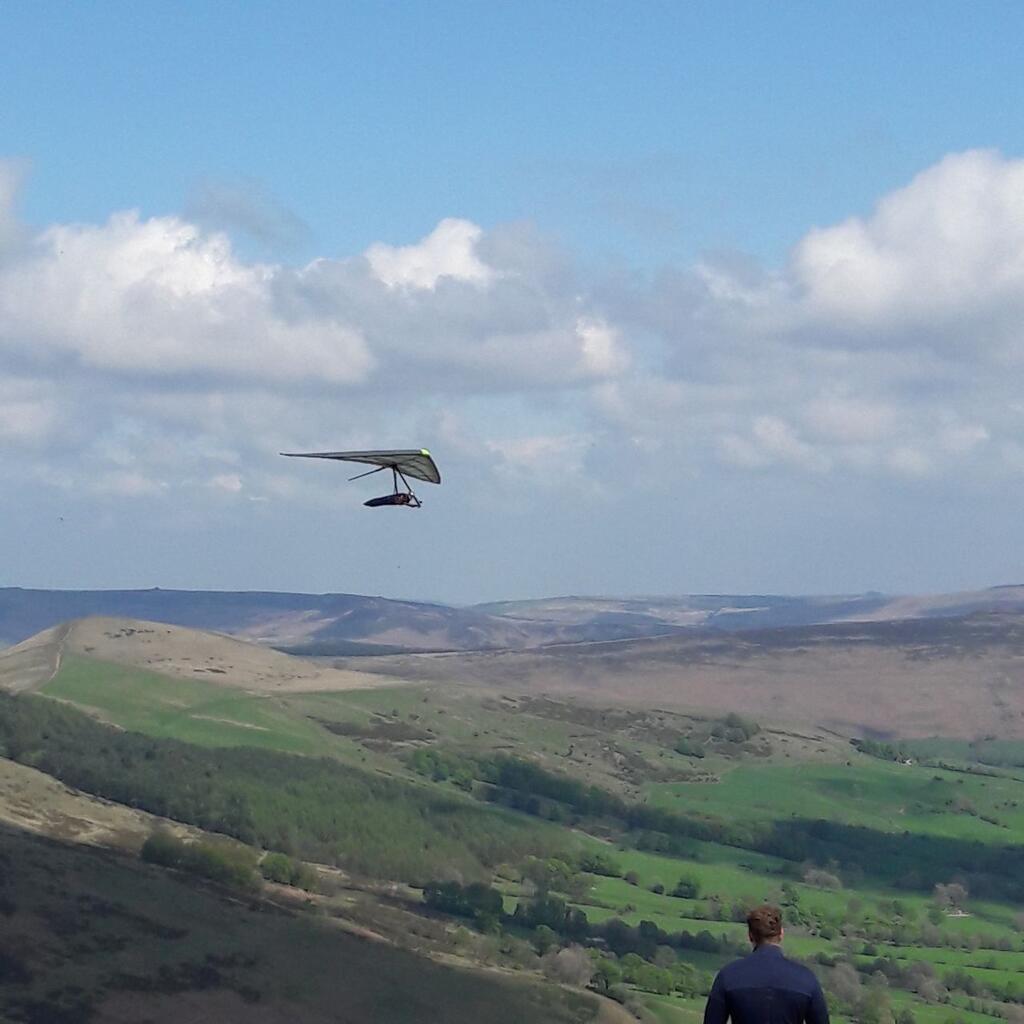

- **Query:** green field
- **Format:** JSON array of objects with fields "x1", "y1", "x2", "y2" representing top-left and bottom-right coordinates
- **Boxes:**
[{"x1": 646, "y1": 760, "x2": 1024, "y2": 842}]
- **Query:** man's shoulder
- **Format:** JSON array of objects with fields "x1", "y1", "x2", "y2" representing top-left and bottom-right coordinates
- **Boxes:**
[{"x1": 718, "y1": 949, "x2": 820, "y2": 988}]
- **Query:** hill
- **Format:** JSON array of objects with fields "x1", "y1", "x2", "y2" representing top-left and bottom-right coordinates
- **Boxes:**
[
  {"x1": 332, "y1": 612, "x2": 1024, "y2": 739},
  {"x1": 0, "y1": 617, "x2": 394, "y2": 695}
]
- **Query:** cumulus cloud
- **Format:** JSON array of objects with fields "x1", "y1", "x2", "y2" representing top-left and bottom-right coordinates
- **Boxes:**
[
  {"x1": 792, "y1": 150, "x2": 1024, "y2": 345},
  {"x1": 594, "y1": 148, "x2": 1024, "y2": 486},
  {"x1": 0, "y1": 181, "x2": 633, "y2": 503},
  {"x1": 366, "y1": 217, "x2": 496, "y2": 290},
  {"x1": 0, "y1": 211, "x2": 373, "y2": 384},
  {"x1": 5, "y1": 149, "x2": 1024, "y2": 512}
]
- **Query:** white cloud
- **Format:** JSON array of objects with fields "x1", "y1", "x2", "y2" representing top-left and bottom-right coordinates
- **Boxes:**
[
  {"x1": 366, "y1": 217, "x2": 496, "y2": 290},
  {"x1": 208, "y1": 473, "x2": 243, "y2": 493},
  {"x1": 590, "y1": 149, "x2": 1024, "y2": 487},
  {"x1": 576, "y1": 316, "x2": 630, "y2": 376},
  {"x1": 792, "y1": 149, "x2": 1024, "y2": 350},
  {"x1": 7, "y1": 149, "x2": 1024, "y2": 511},
  {"x1": 0, "y1": 210, "x2": 374, "y2": 384},
  {"x1": 719, "y1": 416, "x2": 830, "y2": 473}
]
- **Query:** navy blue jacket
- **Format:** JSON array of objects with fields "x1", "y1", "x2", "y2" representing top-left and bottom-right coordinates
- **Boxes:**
[{"x1": 703, "y1": 944, "x2": 829, "y2": 1024}]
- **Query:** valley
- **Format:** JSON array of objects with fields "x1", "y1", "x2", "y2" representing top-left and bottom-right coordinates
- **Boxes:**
[{"x1": 2, "y1": 606, "x2": 1024, "y2": 1023}]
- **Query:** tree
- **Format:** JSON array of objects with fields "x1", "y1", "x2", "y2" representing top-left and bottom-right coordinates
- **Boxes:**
[
  {"x1": 672, "y1": 874, "x2": 701, "y2": 899},
  {"x1": 827, "y1": 962, "x2": 863, "y2": 1010},
  {"x1": 533, "y1": 925, "x2": 558, "y2": 955},
  {"x1": 260, "y1": 851, "x2": 316, "y2": 889},
  {"x1": 674, "y1": 737, "x2": 705, "y2": 758},
  {"x1": 592, "y1": 957, "x2": 623, "y2": 992},
  {"x1": 803, "y1": 867, "x2": 843, "y2": 890},
  {"x1": 577, "y1": 851, "x2": 622, "y2": 877},
  {"x1": 933, "y1": 883, "x2": 969, "y2": 913},
  {"x1": 858, "y1": 986, "x2": 893, "y2": 1024},
  {"x1": 541, "y1": 946, "x2": 594, "y2": 987}
]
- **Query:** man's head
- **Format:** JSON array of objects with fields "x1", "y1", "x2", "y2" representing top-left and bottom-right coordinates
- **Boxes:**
[{"x1": 746, "y1": 904, "x2": 783, "y2": 947}]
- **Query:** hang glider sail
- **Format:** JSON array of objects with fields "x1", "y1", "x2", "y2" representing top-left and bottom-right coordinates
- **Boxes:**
[{"x1": 280, "y1": 448, "x2": 441, "y2": 508}]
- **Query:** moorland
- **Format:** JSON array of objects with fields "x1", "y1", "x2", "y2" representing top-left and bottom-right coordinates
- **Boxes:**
[{"x1": 3, "y1": 594, "x2": 1024, "y2": 1024}]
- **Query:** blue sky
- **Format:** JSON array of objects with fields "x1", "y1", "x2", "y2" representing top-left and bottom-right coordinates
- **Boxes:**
[{"x1": 4, "y1": 2, "x2": 1024, "y2": 602}]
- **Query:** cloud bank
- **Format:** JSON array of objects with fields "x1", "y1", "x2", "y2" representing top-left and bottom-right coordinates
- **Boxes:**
[{"x1": 2, "y1": 149, "x2": 1023, "y2": 508}]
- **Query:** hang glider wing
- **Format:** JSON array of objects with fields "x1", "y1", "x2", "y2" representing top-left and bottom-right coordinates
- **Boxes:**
[{"x1": 279, "y1": 448, "x2": 441, "y2": 485}]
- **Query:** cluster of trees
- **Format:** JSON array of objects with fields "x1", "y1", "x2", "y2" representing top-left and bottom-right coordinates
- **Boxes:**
[
  {"x1": 674, "y1": 737, "x2": 706, "y2": 758},
  {"x1": 423, "y1": 880, "x2": 504, "y2": 930},
  {"x1": 421, "y1": 878, "x2": 724, "y2": 1005},
  {"x1": 821, "y1": 961, "x2": 906, "y2": 1024},
  {"x1": 478, "y1": 755, "x2": 627, "y2": 819},
  {"x1": 140, "y1": 831, "x2": 259, "y2": 890},
  {"x1": 852, "y1": 738, "x2": 913, "y2": 763},
  {"x1": 673, "y1": 715, "x2": 761, "y2": 758},
  {"x1": 828, "y1": 952, "x2": 1024, "y2": 1014},
  {"x1": 259, "y1": 851, "x2": 317, "y2": 890},
  {"x1": 591, "y1": 949, "x2": 710, "y2": 1000},
  {"x1": 710, "y1": 713, "x2": 761, "y2": 744},
  {"x1": 0, "y1": 692, "x2": 563, "y2": 884},
  {"x1": 407, "y1": 748, "x2": 476, "y2": 790}
]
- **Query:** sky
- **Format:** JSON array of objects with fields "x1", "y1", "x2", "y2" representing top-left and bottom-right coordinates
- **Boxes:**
[{"x1": 4, "y1": 1, "x2": 1024, "y2": 604}]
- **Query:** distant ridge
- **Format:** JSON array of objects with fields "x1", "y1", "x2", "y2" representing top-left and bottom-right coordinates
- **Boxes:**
[{"x1": 4, "y1": 584, "x2": 1024, "y2": 655}]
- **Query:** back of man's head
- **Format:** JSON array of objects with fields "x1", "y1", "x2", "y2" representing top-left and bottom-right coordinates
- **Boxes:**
[{"x1": 747, "y1": 904, "x2": 783, "y2": 945}]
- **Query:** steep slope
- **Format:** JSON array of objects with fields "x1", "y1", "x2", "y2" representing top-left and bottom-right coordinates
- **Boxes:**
[
  {"x1": 0, "y1": 822, "x2": 616, "y2": 1024},
  {"x1": 333, "y1": 612, "x2": 1024, "y2": 739}
]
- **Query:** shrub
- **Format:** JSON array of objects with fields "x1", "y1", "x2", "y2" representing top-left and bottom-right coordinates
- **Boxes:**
[
  {"x1": 577, "y1": 851, "x2": 622, "y2": 877},
  {"x1": 672, "y1": 874, "x2": 701, "y2": 899},
  {"x1": 803, "y1": 867, "x2": 843, "y2": 890},
  {"x1": 541, "y1": 945, "x2": 594, "y2": 987},
  {"x1": 260, "y1": 851, "x2": 317, "y2": 890},
  {"x1": 141, "y1": 830, "x2": 259, "y2": 890},
  {"x1": 674, "y1": 737, "x2": 705, "y2": 758}
]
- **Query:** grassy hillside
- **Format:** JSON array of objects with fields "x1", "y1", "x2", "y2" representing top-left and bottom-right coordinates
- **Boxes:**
[{"x1": 0, "y1": 823, "x2": 610, "y2": 1024}]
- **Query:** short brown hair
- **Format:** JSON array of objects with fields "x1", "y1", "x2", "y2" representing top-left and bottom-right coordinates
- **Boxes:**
[{"x1": 746, "y1": 905, "x2": 782, "y2": 943}]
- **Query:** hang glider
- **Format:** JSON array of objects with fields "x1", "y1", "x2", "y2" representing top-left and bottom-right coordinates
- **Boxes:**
[{"x1": 280, "y1": 448, "x2": 441, "y2": 508}]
